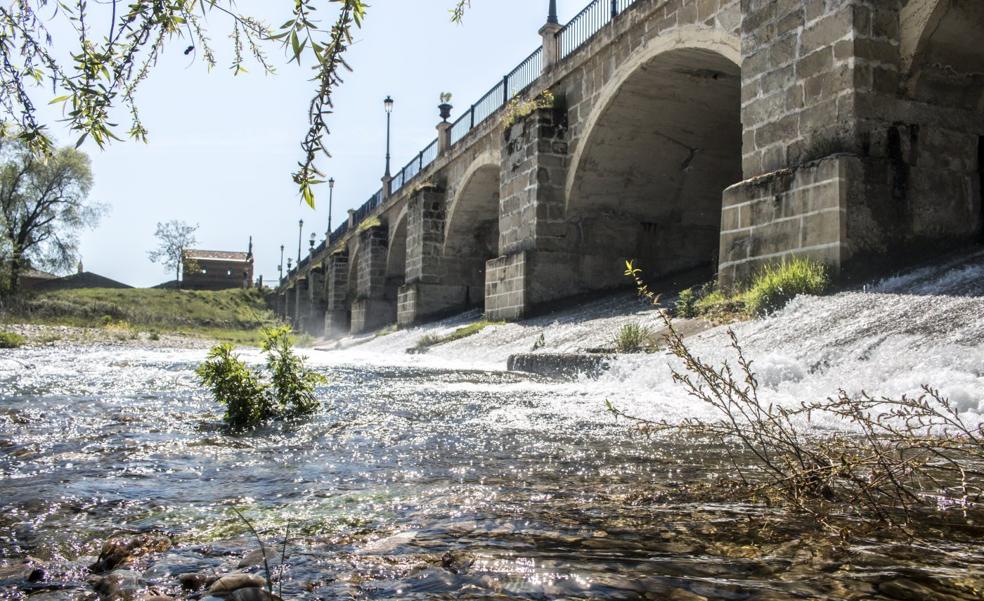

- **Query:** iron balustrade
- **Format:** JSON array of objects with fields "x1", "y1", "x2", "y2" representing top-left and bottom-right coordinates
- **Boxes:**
[
  {"x1": 558, "y1": 0, "x2": 611, "y2": 59},
  {"x1": 420, "y1": 139, "x2": 439, "y2": 167},
  {"x1": 288, "y1": 0, "x2": 641, "y2": 284},
  {"x1": 450, "y1": 111, "x2": 471, "y2": 145},
  {"x1": 507, "y1": 48, "x2": 544, "y2": 99},
  {"x1": 331, "y1": 221, "x2": 348, "y2": 242}
]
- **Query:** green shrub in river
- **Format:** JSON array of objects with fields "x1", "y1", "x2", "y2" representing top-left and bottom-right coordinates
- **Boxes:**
[
  {"x1": 262, "y1": 327, "x2": 323, "y2": 419},
  {"x1": 197, "y1": 327, "x2": 325, "y2": 431}
]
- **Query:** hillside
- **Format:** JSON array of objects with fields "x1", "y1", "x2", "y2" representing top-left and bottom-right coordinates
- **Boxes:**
[{"x1": 2, "y1": 288, "x2": 281, "y2": 343}]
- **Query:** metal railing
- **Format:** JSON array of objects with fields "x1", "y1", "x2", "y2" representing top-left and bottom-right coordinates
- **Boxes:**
[
  {"x1": 286, "y1": 0, "x2": 640, "y2": 283},
  {"x1": 507, "y1": 48, "x2": 544, "y2": 99},
  {"x1": 558, "y1": 0, "x2": 639, "y2": 59}
]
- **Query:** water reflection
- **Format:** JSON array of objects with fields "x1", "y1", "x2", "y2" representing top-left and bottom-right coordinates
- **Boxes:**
[{"x1": 1, "y1": 346, "x2": 982, "y2": 599}]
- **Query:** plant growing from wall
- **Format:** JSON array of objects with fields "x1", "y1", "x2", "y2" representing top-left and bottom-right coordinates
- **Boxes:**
[
  {"x1": 196, "y1": 326, "x2": 325, "y2": 431},
  {"x1": 502, "y1": 90, "x2": 556, "y2": 127}
]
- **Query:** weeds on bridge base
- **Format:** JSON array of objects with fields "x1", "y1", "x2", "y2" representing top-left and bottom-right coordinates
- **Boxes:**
[{"x1": 615, "y1": 261, "x2": 983, "y2": 533}]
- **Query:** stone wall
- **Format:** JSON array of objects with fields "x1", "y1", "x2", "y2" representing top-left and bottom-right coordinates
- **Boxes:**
[
  {"x1": 485, "y1": 252, "x2": 528, "y2": 321},
  {"x1": 499, "y1": 108, "x2": 569, "y2": 256},
  {"x1": 324, "y1": 253, "x2": 350, "y2": 336},
  {"x1": 405, "y1": 187, "x2": 448, "y2": 284},
  {"x1": 304, "y1": 268, "x2": 326, "y2": 336},
  {"x1": 719, "y1": 155, "x2": 854, "y2": 290},
  {"x1": 739, "y1": 0, "x2": 859, "y2": 177},
  {"x1": 351, "y1": 226, "x2": 395, "y2": 333}
]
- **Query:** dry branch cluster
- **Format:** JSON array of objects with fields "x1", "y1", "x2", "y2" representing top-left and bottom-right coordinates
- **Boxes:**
[{"x1": 617, "y1": 263, "x2": 983, "y2": 531}]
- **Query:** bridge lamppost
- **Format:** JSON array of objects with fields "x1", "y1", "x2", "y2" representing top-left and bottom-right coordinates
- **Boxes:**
[
  {"x1": 309, "y1": 232, "x2": 316, "y2": 255},
  {"x1": 297, "y1": 219, "x2": 304, "y2": 264},
  {"x1": 326, "y1": 177, "x2": 335, "y2": 244},
  {"x1": 383, "y1": 96, "x2": 394, "y2": 179},
  {"x1": 279, "y1": 244, "x2": 284, "y2": 281}
]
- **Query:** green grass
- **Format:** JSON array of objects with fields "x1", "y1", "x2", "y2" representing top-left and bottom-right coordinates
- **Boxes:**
[
  {"x1": 743, "y1": 258, "x2": 829, "y2": 315},
  {"x1": 674, "y1": 258, "x2": 831, "y2": 321},
  {"x1": 413, "y1": 320, "x2": 501, "y2": 352},
  {"x1": 0, "y1": 331, "x2": 26, "y2": 348},
  {"x1": 5, "y1": 288, "x2": 281, "y2": 344},
  {"x1": 613, "y1": 323, "x2": 656, "y2": 353}
]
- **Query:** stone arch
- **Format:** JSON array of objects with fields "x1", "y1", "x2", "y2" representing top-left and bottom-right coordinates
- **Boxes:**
[
  {"x1": 385, "y1": 208, "x2": 409, "y2": 282},
  {"x1": 564, "y1": 30, "x2": 742, "y2": 290},
  {"x1": 443, "y1": 153, "x2": 501, "y2": 307},
  {"x1": 385, "y1": 208, "x2": 409, "y2": 305},
  {"x1": 564, "y1": 27, "x2": 741, "y2": 208},
  {"x1": 901, "y1": 0, "x2": 984, "y2": 110}
]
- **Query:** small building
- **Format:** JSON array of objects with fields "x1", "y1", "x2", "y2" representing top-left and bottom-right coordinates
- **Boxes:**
[{"x1": 182, "y1": 239, "x2": 254, "y2": 291}]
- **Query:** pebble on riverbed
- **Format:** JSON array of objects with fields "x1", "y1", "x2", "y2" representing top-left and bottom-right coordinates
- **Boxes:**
[
  {"x1": 207, "y1": 573, "x2": 267, "y2": 595},
  {"x1": 90, "y1": 534, "x2": 173, "y2": 574}
]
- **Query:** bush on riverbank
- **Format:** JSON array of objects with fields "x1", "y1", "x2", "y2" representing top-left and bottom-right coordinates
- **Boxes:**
[
  {"x1": 5, "y1": 287, "x2": 280, "y2": 344},
  {"x1": 674, "y1": 258, "x2": 830, "y2": 320},
  {"x1": 0, "y1": 331, "x2": 26, "y2": 348},
  {"x1": 197, "y1": 327, "x2": 325, "y2": 431}
]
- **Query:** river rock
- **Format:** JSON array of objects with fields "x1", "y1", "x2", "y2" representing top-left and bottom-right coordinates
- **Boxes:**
[
  {"x1": 91, "y1": 569, "x2": 142, "y2": 600},
  {"x1": 178, "y1": 572, "x2": 209, "y2": 591},
  {"x1": 877, "y1": 578, "x2": 963, "y2": 601},
  {"x1": 228, "y1": 587, "x2": 283, "y2": 601},
  {"x1": 237, "y1": 548, "x2": 275, "y2": 569},
  {"x1": 90, "y1": 534, "x2": 173, "y2": 574},
  {"x1": 668, "y1": 589, "x2": 709, "y2": 601},
  {"x1": 207, "y1": 573, "x2": 266, "y2": 595}
]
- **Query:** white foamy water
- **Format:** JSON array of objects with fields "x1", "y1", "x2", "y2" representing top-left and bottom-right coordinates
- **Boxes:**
[{"x1": 308, "y1": 249, "x2": 984, "y2": 428}]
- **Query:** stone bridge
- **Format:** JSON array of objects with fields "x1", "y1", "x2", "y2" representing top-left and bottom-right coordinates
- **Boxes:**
[{"x1": 279, "y1": 0, "x2": 984, "y2": 337}]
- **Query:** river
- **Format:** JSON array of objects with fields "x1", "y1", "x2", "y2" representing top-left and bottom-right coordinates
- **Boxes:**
[{"x1": 1, "y1": 250, "x2": 983, "y2": 600}]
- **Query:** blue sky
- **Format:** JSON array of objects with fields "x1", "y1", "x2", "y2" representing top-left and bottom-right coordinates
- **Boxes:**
[{"x1": 35, "y1": 0, "x2": 590, "y2": 287}]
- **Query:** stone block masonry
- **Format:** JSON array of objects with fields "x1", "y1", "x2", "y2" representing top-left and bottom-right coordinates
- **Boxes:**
[
  {"x1": 719, "y1": 155, "x2": 853, "y2": 291},
  {"x1": 324, "y1": 253, "x2": 350, "y2": 336},
  {"x1": 351, "y1": 226, "x2": 396, "y2": 333},
  {"x1": 485, "y1": 252, "x2": 527, "y2": 322}
]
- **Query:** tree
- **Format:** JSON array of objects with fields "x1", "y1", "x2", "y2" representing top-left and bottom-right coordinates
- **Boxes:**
[
  {"x1": 148, "y1": 220, "x2": 198, "y2": 287},
  {"x1": 0, "y1": 135, "x2": 101, "y2": 295},
  {"x1": 0, "y1": 1, "x2": 472, "y2": 209}
]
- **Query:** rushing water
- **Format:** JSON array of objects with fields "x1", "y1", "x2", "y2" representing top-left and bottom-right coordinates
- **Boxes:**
[{"x1": 2, "y1": 251, "x2": 984, "y2": 600}]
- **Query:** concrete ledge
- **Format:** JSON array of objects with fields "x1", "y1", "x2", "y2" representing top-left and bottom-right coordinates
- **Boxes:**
[{"x1": 507, "y1": 353, "x2": 612, "y2": 380}]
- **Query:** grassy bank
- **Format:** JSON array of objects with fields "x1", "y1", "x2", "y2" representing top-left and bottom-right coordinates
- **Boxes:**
[{"x1": 1, "y1": 288, "x2": 281, "y2": 345}]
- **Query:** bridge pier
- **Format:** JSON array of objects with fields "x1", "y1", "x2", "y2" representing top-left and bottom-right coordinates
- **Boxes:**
[
  {"x1": 303, "y1": 266, "x2": 326, "y2": 337},
  {"x1": 351, "y1": 226, "x2": 396, "y2": 333},
  {"x1": 397, "y1": 186, "x2": 471, "y2": 326},
  {"x1": 486, "y1": 108, "x2": 575, "y2": 321},
  {"x1": 323, "y1": 253, "x2": 350, "y2": 337},
  {"x1": 283, "y1": 285, "x2": 295, "y2": 325},
  {"x1": 294, "y1": 276, "x2": 310, "y2": 331}
]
